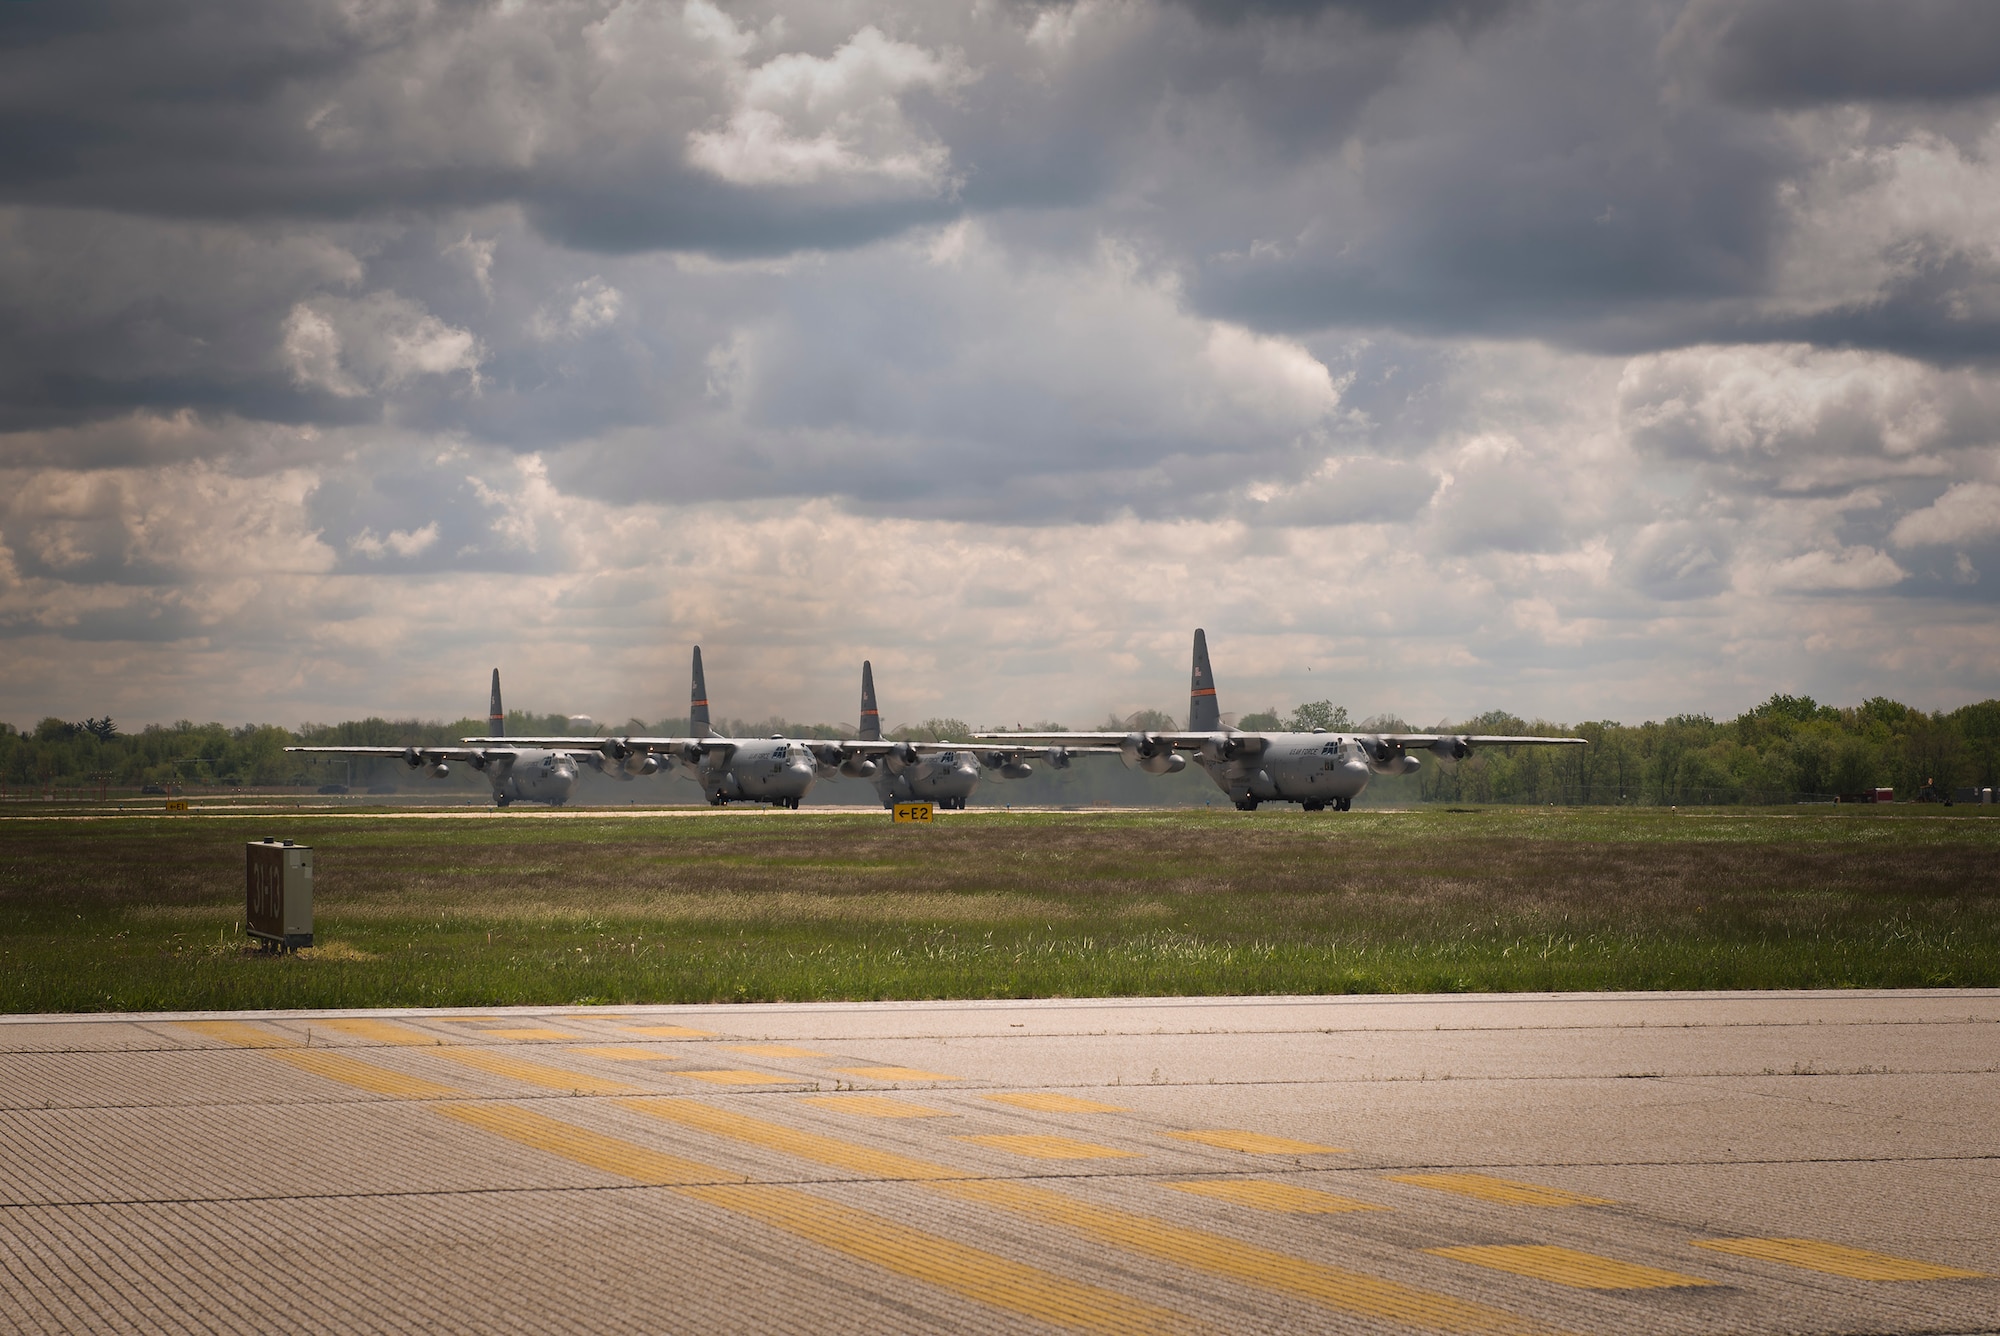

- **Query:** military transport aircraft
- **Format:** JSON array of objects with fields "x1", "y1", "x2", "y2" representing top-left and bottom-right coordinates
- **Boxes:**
[
  {"x1": 285, "y1": 670, "x2": 658, "y2": 807},
  {"x1": 976, "y1": 629, "x2": 1584, "y2": 811},
  {"x1": 842, "y1": 660, "x2": 1112, "y2": 809}
]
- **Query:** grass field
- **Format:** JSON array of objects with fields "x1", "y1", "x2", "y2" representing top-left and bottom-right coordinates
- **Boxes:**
[{"x1": 1, "y1": 805, "x2": 1996, "y2": 1012}]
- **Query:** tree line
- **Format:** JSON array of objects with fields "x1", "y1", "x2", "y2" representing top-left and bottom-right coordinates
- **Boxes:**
[{"x1": 2, "y1": 693, "x2": 1994, "y2": 805}]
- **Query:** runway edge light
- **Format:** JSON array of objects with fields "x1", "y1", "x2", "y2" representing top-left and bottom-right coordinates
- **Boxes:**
[{"x1": 246, "y1": 838, "x2": 313, "y2": 951}]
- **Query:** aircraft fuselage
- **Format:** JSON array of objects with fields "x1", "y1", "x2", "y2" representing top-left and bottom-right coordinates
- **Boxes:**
[
  {"x1": 870, "y1": 750, "x2": 982, "y2": 809},
  {"x1": 683, "y1": 740, "x2": 819, "y2": 807},
  {"x1": 1198, "y1": 733, "x2": 1406, "y2": 811},
  {"x1": 484, "y1": 749, "x2": 580, "y2": 807}
]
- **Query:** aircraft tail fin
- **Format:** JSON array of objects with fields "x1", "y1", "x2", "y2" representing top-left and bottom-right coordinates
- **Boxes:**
[
  {"x1": 859, "y1": 661, "x2": 881, "y2": 741},
  {"x1": 1189, "y1": 628, "x2": 1222, "y2": 732},
  {"x1": 488, "y1": 668, "x2": 505, "y2": 739},
  {"x1": 690, "y1": 646, "x2": 715, "y2": 737}
]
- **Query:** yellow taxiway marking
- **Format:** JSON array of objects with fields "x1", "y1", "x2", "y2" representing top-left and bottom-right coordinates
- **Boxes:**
[
  {"x1": 189, "y1": 1034, "x2": 1195, "y2": 1334},
  {"x1": 1167, "y1": 1180, "x2": 1387, "y2": 1214},
  {"x1": 438, "y1": 1102, "x2": 738, "y2": 1185},
  {"x1": 1429, "y1": 1245, "x2": 1713, "y2": 1291},
  {"x1": 435, "y1": 1016, "x2": 505, "y2": 1023},
  {"x1": 270, "y1": 1048, "x2": 464, "y2": 1100},
  {"x1": 430, "y1": 1047, "x2": 643, "y2": 1096},
  {"x1": 724, "y1": 1044, "x2": 825, "y2": 1058},
  {"x1": 680, "y1": 1183, "x2": 1196, "y2": 1335},
  {"x1": 959, "y1": 1135, "x2": 1141, "y2": 1161},
  {"x1": 311, "y1": 1017, "x2": 445, "y2": 1046},
  {"x1": 1387, "y1": 1174, "x2": 1613, "y2": 1207},
  {"x1": 625, "y1": 1098, "x2": 1561, "y2": 1335},
  {"x1": 1692, "y1": 1237, "x2": 1987, "y2": 1281},
  {"x1": 1166, "y1": 1130, "x2": 1347, "y2": 1156},
  {"x1": 180, "y1": 1019, "x2": 295, "y2": 1048},
  {"x1": 678, "y1": 1069, "x2": 795, "y2": 1086},
  {"x1": 621, "y1": 1024, "x2": 713, "y2": 1038},
  {"x1": 984, "y1": 1092, "x2": 1129, "y2": 1114},
  {"x1": 477, "y1": 1027, "x2": 577, "y2": 1041},
  {"x1": 836, "y1": 1066, "x2": 960, "y2": 1082},
  {"x1": 800, "y1": 1095, "x2": 955, "y2": 1119},
  {"x1": 572, "y1": 1046, "x2": 684, "y2": 1062}
]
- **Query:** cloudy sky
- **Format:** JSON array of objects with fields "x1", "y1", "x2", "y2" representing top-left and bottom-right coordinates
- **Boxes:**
[{"x1": 3, "y1": 0, "x2": 1998, "y2": 732}]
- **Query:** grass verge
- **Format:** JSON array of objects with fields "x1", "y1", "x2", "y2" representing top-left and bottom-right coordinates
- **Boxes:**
[{"x1": 2, "y1": 806, "x2": 1996, "y2": 1011}]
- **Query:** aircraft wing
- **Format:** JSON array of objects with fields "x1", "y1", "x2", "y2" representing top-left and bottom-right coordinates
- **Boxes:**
[
  {"x1": 286, "y1": 744, "x2": 493, "y2": 762},
  {"x1": 472, "y1": 734, "x2": 733, "y2": 760},
  {"x1": 974, "y1": 730, "x2": 1584, "y2": 752},
  {"x1": 1375, "y1": 734, "x2": 1586, "y2": 747}
]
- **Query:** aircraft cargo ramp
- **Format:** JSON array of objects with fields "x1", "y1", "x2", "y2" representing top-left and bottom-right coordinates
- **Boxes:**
[{"x1": 1, "y1": 992, "x2": 1994, "y2": 1334}]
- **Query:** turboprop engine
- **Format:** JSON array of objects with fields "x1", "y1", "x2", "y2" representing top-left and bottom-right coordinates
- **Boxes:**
[
  {"x1": 1043, "y1": 746, "x2": 1074, "y2": 770},
  {"x1": 1360, "y1": 739, "x2": 1422, "y2": 776},
  {"x1": 1121, "y1": 732, "x2": 1187, "y2": 775},
  {"x1": 597, "y1": 739, "x2": 660, "y2": 779},
  {"x1": 881, "y1": 742, "x2": 920, "y2": 774},
  {"x1": 1429, "y1": 736, "x2": 1472, "y2": 761}
]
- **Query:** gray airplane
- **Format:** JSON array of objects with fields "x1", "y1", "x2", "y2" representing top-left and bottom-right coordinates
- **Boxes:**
[
  {"x1": 842, "y1": 661, "x2": 1110, "y2": 809},
  {"x1": 977, "y1": 629, "x2": 1584, "y2": 811},
  {"x1": 494, "y1": 647, "x2": 830, "y2": 808},
  {"x1": 284, "y1": 670, "x2": 659, "y2": 807}
]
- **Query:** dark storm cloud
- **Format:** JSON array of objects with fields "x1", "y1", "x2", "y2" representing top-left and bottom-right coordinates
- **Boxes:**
[{"x1": 1673, "y1": 0, "x2": 2000, "y2": 107}]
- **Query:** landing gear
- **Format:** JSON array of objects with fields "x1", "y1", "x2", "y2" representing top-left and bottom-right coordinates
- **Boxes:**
[
  {"x1": 1336, "y1": 797, "x2": 1351, "y2": 812},
  {"x1": 1234, "y1": 797, "x2": 1259, "y2": 811},
  {"x1": 1301, "y1": 800, "x2": 1325, "y2": 812},
  {"x1": 941, "y1": 796, "x2": 966, "y2": 811},
  {"x1": 709, "y1": 793, "x2": 727, "y2": 807},
  {"x1": 495, "y1": 795, "x2": 512, "y2": 808},
  {"x1": 777, "y1": 797, "x2": 800, "y2": 810}
]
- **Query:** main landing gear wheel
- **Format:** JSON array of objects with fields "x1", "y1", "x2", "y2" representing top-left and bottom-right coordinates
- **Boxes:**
[
  {"x1": 1336, "y1": 797, "x2": 1352, "y2": 812},
  {"x1": 709, "y1": 793, "x2": 727, "y2": 807},
  {"x1": 1234, "y1": 798, "x2": 1259, "y2": 811},
  {"x1": 495, "y1": 796, "x2": 512, "y2": 808},
  {"x1": 779, "y1": 797, "x2": 800, "y2": 810},
  {"x1": 1301, "y1": 800, "x2": 1325, "y2": 812}
]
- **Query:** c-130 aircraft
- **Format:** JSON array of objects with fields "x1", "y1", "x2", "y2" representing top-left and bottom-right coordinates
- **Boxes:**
[
  {"x1": 499, "y1": 648, "x2": 1108, "y2": 808},
  {"x1": 284, "y1": 670, "x2": 659, "y2": 807},
  {"x1": 979, "y1": 629, "x2": 1584, "y2": 811}
]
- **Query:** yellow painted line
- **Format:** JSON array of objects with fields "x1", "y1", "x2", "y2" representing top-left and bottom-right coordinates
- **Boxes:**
[
  {"x1": 1167, "y1": 1180, "x2": 1387, "y2": 1214},
  {"x1": 984, "y1": 1093, "x2": 1129, "y2": 1114},
  {"x1": 572, "y1": 1046, "x2": 684, "y2": 1062},
  {"x1": 311, "y1": 1017, "x2": 444, "y2": 1046},
  {"x1": 431, "y1": 1047, "x2": 644, "y2": 1096},
  {"x1": 436, "y1": 1016, "x2": 504, "y2": 1023},
  {"x1": 621, "y1": 1024, "x2": 713, "y2": 1038},
  {"x1": 799, "y1": 1095, "x2": 955, "y2": 1119},
  {"x1": 195, "y1": 1042, "x2": 1190, "y2": 1332},
  {"x1": 1166, "y1": 1130, "x2": 1346, "y2": 1156},
  {"x1": 724, "y1": 1044, "x2": 825, "y2": 1058},
  {"x1": 1693, "y1": 1237, "x2": 1987, "y2": 1281},
  {"x1": 268, "y1": 1049, "x2": 465, "y2": 1100},
  {"x1": 959, "y1": 1135, "x2": 1141, "y2": 1161},
  {"x1": 436, "y1": 1102, "x2": 738, "y2": 1185},
  {"x1": 948, "y1": 1179, "x2": 1560, "y2": 1334},
  {"x1": 1429, "y1": 1245, "x2": 1713, "y2": 1291},
  {"x1": 682, "y1": 1183, "x2": 1193, "y2": 1335},
  {"x1": 478, "y1": 1027, "x2": 577, "y2": 1041},
  {"x1": 836, "y1": 1066, "x2": 959, "y2": 1082},
  {"x1": 625, "y1": 1099, "x2": 1560, "y2": 1335},
  {"x1": 1387, "y1": 1174, "x2": 1612, "y2": 1207},
  {"x1": 179, "y1": 1020, "x2": 294, "y2": 1048},
  {"x1": 679, "y1": 1069, "x2": 798, "y2": 1086}
]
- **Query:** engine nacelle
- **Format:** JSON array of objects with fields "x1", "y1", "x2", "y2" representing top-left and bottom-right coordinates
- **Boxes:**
[
  {"x1": 840, "y1": 756, "x2": 878, "y2": 779},
  {"x1": 1043, "y1": 746, "x2": 1073, "y2": 770},
  {"x1": 1429, "y1": 736, "x2": 1471, "y2": 761},
  {"x1": 1360, "y1": 738, "x2": 1422, "y2": 776},
  {"x1": 428, "y1": 762, "x2": 451, "y2": 778},
  {"x1": 403, "y1": 747, "x2": 424, "y2": 769},
  {"x1": 1121, "y1": 732, "x2": 1184, "y2": 774},
  {"x1": 883, "y1": 742, "x2": 919, "y2": 774}
]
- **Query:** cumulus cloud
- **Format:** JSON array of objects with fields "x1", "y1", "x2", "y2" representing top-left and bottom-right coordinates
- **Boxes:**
[
  {"x1": 281, "y1": 293, "x2": 484, "y2": 397},
  {"x1": 1892, "y1": 481, "x2": 2000, "y2": 548}
]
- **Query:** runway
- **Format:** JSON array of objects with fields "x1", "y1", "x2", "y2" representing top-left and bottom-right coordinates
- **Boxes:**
[{"x1": 3, "y1": 991, "x2": 1994, "y2": 1334}]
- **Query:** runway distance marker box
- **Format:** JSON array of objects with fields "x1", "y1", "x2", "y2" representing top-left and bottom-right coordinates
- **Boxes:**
[{"x1": 246, "y1": 839, "x2": 313, "y2": 951}]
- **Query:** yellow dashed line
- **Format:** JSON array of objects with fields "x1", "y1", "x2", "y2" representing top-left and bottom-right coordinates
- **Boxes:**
[
  {"x1": 985, "y1": 1093, "x2": 1129, "y2": 1114},
  {"x1": 477, "y1": 1027, "x2": 577, "y2": 1041},
  {"x1": 572, "y1": 1046, "x2": 684, "y2": 1062},
  {"x1": 836, "y1": 1066, "x2": 960, "y2": 1082},
  {"x1": 1166, "y1": 1130, "x2": 1346, "y2": 1156},
  {"x1": 678, "y1": 1069, "x2": 794, "y2": 1086},
  {"x1": 958, "y1": 1135, "x2": 1141, "y2": 1161},
  {"x1": 682, "y1": 1183, "x2": 1195, "y2": 1335},
  {"x1": 431, "y1": 1047, "x2": 643, "y2": 1095},
  {"x1": 621, "y1": 1024, "x2": 713, "y2": 1038},
  {"x1": 1386, "y1": 1174, "x2": 1613, "y2": 1207},
  {"x1": 1693, "y1": 1237, "x2": 1987, "y2": 1281},
  {"x1": 724, "y1": 1044, "x2": 825, "y2": 1058},
  {"x1": 1167, "y1": 1180, "x2": 1387, "y2": 1214},
  {"x1": 179, "y1": 1019, "x2": 295, "y2": 1048},
  {"x1": 191, "y1": 1030, "x2": 1200, "y2": 1334},
  {"x1": 627, "y1": 1099, "x2": 1561, "y2": 1335},
  {"x1": 269, "y1": 1048, "x2": 464, "y2": 1100},
  {"x1": 436, "y1": 1102, "x2": 737, "y2": 1186},
  {"x1": 311, "y1": 1017, "x2": 444, "y2": 1046},
  {"x1": 1429, "y1": 1245, "x2": 1713, "y2": 1291},
  {"x1": 800, "y1": 1095, "x2": 955, "y2": 1119}
]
